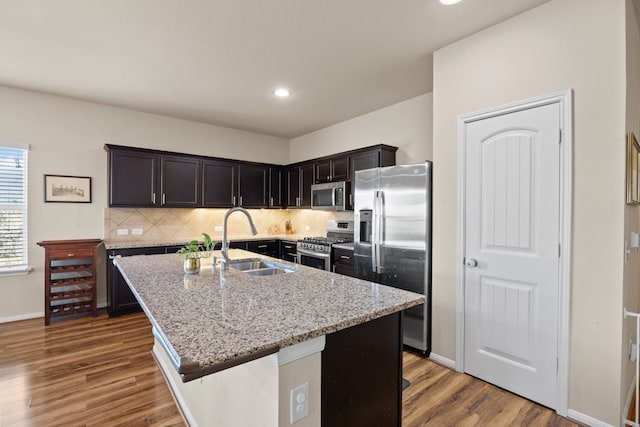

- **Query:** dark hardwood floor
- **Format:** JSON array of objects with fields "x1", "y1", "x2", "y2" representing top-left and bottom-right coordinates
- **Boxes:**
[{"x1": 0, "y1": 312, "x2": 581, "y2": 426}]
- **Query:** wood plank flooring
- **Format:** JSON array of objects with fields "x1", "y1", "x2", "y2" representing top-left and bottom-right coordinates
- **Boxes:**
[{"x1": 0, "y1": 312, "x2": 582, "y2": 426}]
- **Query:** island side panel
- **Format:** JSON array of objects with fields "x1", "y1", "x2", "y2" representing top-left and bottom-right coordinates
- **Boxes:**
[
  {"x1": 154, "y1": 340, "x2": 279, "y2": 427},
  {"x1": 321, "y1": 312, "x2": 403, "y2": 427}
]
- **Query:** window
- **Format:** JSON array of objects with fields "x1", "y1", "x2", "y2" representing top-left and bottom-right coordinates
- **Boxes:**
[{"x1": 0, "y1": 144, "x2": 28, "y2": 274}]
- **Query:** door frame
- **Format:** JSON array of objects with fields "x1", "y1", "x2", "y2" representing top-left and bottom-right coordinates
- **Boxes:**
[{"x1": 455, "y1": 90, "x2": 572, "y2": 416}]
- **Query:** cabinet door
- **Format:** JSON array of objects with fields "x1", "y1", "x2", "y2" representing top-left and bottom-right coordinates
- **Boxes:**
[
  {"x1": 279, "y1": 240, "x2": 297, "y2": 262},
  {"x1": 331, "y1": 156, "x2": 350, "y2": 181},
  {"x1": 332, "y1": 248, "x2": 355, "y2": 277},
  {"x1": 286, "y1": 167, "x2": 300, "y2": 207},
  {"x1": 270, "y1": 167, "x2": 283, "y2": 208},
  {"x1": 269, "y1": 167, "x2": 283, "y2": 208},
  {"x1": 160, "y1": 155, "x2": 201, "y2": 207},
  {"x1": 238, "y1": 164, "x2": 268, "y2": 208},
  {"x1": 299, "y1": 163, "x2": 314, "y2": 207},
  {"x1": 315, "y1": 160, "x2": 332, "y2": 184},
  {"x1": 107, "y1": 247, "x2": 164, "y2": 317},
  {"x1": 247, "y1": 240, "x2": 278, "y2": 257},
  {"x1": 202, "y1": 160, "x2": 237, "y2": 207},
  {"x1": 109, "y1": 150, "x2": 158, "y2": 206},
  {"x1": 315, "y1": 156, "x2": 349, "y2": 183},
  {"x1": 349, "y1": 150, "x2": 380, "y2": 180}
]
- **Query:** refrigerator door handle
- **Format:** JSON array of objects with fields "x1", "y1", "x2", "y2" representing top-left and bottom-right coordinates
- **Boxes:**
[
  {"x1": 371, "y1": 191, "x2": 379, "y2": 273},
  {"x1": 376, "y1": 190, "x2": 385, "y2": 273}
]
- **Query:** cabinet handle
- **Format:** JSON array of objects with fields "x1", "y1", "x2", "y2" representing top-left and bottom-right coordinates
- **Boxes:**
[
  {"x1": 233, "y1": 196, "x2": 237, "y2": 206},
  {"x1": 270, "y1": 197, "x2": 274, "y2": 207},
  {"x1": 349, "y1": 193, "x2": 353, "y2": 207},
  {"x1": 67, "y1": 253, "x2": 75, "y2": 257},
  {"x1": 162, "y1": 193, "x2": 166, "y2": 205},
  {"x1": 258, "y1": 244, "x2": 268, "y2": 249},
  {"x1": 296, "y1": 196, "x2": 300, "y2": 207},
  {"x1": 152, "y1": 193, "x2": 156, "y2": 204},
  {"x1": 340, "y1": 255, "x2": 350, "y2": 260},
  {"x1": 239, "y1": 196, "x2": 243, "y2": 206}
]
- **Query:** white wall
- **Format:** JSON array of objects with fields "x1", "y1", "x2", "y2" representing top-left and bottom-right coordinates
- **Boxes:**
[
  {"x1": 432, "y1": 0, "x2": 626, "y2": 424},
  {"x1": 0, "y1": 85, "x2": 289, "y2": 321},
  {"x1": 289, "y1": 93, "x2": 432, "y2": 165}
]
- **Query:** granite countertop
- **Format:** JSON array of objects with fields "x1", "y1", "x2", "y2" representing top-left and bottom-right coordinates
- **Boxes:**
[
  {"x1": 114, "y1": 249, "x2": 424, "y2": 382},
  {"x1": 104, "y1": 233, "x2": 309, "y2": 249}
]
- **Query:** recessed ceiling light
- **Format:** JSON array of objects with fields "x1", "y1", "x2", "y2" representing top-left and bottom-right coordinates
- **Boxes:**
[
  {"x1": 274, "y1": 88, "x2": 290, "y2": 98},
  {"x1": 440, "y1": 0, "x2": 461, "y2": 4}
]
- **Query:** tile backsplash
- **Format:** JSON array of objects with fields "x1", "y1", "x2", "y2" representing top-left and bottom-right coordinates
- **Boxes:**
[{"x1": 104, "y1": 207, "x2": 354, "y2": 242}]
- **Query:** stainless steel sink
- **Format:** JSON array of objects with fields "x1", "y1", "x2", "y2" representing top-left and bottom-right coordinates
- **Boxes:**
[
  {"x1": 229, "y1": 260, "x2": 271, "y2": 271},
  {"x1": 244, "y1": 268, "x2": 289, "y2": 276},
  {"x1": 228, "y1": 258, "x2": 297, "y2": 275}
]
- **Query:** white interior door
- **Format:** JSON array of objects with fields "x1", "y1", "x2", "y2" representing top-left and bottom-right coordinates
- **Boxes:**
[{"x1": 463, "y1": 102, "x2": 560, "y2": 408}]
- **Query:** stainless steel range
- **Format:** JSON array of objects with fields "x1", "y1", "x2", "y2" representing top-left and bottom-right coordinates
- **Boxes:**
[{"x1": 297, "y1": 220, "x2": 353, "y2": 271}]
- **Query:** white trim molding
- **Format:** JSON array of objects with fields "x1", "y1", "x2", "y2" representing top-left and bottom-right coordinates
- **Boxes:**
[
  {"x1": 277, "y1": 335, "x2": 325, "y2": 366},
  {"x1": 0, "y1": 311, "x2": 43, "y2": 324},
  {"x1": 566, "y1": 409, "x2": 614, "y2": 427},
  {"x1": 455, "y1": 89, "x2": 572, "y2": 417},
  {"x1": 428, "y1": 352, "x2": 456, "y2": 370}
]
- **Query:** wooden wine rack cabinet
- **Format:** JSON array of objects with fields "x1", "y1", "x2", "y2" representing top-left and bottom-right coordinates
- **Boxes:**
[{"x1": 37, "y1": 239, "x2": 102, "y2": 325}]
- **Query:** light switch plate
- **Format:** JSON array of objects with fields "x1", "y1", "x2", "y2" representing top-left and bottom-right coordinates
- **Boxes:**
[
  {"x1": 117, "y1": 228, "x2": 128, "y2": 236},
  {"x1": 131, "y1": 228, "x2": 143, "y2": 235}
]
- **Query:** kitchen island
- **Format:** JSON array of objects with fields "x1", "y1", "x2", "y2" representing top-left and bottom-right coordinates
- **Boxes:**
[{"x1": 115, "y1": 249, "x2": 424, "y2": 427}]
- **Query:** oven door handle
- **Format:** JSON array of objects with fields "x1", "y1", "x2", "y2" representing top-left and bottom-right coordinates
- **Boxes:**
[{"x1": 296, "y1": 247, "x2": 331, "y2": 259}]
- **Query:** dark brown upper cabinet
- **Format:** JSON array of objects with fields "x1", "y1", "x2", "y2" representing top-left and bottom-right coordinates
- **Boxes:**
[
  {"x1": 238, "y1": 164, "x2": 269, "y2": 208},
  {"x1": 108, "y1": 149, "x2": 157, "y2": 207},
  {"x1": 314, "y1": 155, "x2": 349, "y2": 184},
  {"x1": 269, "y1": 167, "x2": 284, "y2": 208},
  {"x1": 202, "y1": 159, "x2": 237, "y2": 207},
  {"x1": 107, "y1": 147, "x2": 200, "y2": 207},
  {"x1": 160, "y1": 155, "x2": 201, "y2": 207},
  {"x1": 106, "y1": 144, "x2": 396, "y2": 209},
  {"x1": 285, "y1": 163, "x2": 314, "y2": 208},
  {"x1": 285, "y1": 166, "x2": 300, "y2": 207},
  {"x1": 349, "y1": 146, "x2": 397, "y2": 180},
  {"x1": 202, "y1": 160, "x2": 277, "y2": 209}
]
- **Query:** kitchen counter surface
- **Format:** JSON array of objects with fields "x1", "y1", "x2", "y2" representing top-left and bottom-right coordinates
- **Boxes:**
[
  {"x1": 104, "y1": 233, "x2": 308, "y2": 250},
  {"x1": 115, "y1": 249, "x2": 424, "y2": 381}
]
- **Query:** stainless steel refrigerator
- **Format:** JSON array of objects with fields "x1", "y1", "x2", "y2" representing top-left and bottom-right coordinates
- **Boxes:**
[{"x1": 353, "y1": 162, "x2": 432, "y2": 354}]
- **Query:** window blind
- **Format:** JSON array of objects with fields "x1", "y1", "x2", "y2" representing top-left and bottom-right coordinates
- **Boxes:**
[{"x1": 0, "y1": 146, "x2": 27, "y2": 271}]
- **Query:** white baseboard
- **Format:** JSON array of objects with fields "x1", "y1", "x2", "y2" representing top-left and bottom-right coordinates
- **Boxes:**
[
  {"x1": 428, "y1": 352, "x2": 455, "y2": 369},
  {"x1": 567, "y1": 409, "x2": 614, "y2": 427},
  {"x1": 0, "y1": 311, "x2": 43, "y2": 324},
  {"x1": 1, "y1": 303, "x2": 106, "y2": 324}
]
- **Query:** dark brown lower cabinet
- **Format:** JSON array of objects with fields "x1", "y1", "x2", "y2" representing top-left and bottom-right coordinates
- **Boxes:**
[
  {"x1": 107, "y1": 247, "x2": 164, "y2": 316},
  {"x1": 332, "y1": 247, "x2": 354, "y2": 277},
  {"x1": 322, "y1": 312, "x2": 402, "y2": 427}
]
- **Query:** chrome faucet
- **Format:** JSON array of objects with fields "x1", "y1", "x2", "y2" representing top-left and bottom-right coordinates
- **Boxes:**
[{"x1": 221, "y1": 207, "x2": 258, "y2": 269}]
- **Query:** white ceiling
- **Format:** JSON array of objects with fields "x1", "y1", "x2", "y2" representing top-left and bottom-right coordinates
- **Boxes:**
[{"x1": 0, "y1": 0, "x2": 550, "y2": 139}]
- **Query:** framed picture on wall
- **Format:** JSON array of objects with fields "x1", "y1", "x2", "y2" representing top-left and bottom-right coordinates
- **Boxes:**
[
  {"x1": 44, "y1": 174, "x2": 92, "y2": 203},
  {"x1": 627, "y1": 133, "x2": 640, "y2": 205}
]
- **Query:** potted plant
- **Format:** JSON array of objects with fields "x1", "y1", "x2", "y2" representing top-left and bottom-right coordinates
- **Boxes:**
[{"x1": 177, "y1": 233, "x2": 217, "y2": 274}]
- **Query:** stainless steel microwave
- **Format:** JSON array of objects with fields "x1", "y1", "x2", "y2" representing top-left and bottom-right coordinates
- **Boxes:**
[{"x1": 311, "y1": 181, "x2": 349, "y2": 211}]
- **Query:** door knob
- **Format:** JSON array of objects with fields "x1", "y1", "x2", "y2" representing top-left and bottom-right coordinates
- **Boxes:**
[{"x1": 465, "y1": 258, "x2": 478, "y2": 268}]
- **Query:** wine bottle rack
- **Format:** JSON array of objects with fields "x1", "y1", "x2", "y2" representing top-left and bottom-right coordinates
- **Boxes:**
[{"x1": 37, "y1": 239, "x2": 102, "y2": 325}]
